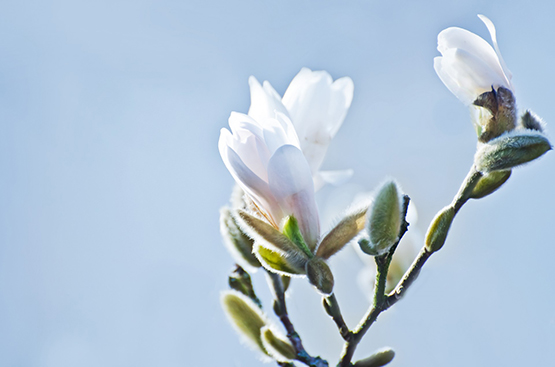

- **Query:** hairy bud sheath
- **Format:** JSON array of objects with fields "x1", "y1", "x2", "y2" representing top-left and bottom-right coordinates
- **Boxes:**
[
  {"x1": 353, "y1": 348, "x2": 396, "y2": 367},
  {"x1": 306, "y1": 257, "x2": 334, "y2": 295},
  {"x1": 425, "y1": 206, "x2": 455, "y2": 253}
]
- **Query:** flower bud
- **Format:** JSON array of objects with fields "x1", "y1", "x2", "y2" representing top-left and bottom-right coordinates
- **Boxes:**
[
  {"x1": 316, "y1": 206, "x2": 367, "y2": 260},
  {"x1": 228, "y1": 266, "x2": 262, "y2": 308},
  {"x1": 221, "y1": 290, "x2": 268, "y2": 355},
  {"x1": 520, "y1": 110, "x2": 545, "y2": 132},
  {"x1": 305, "y1": 257, "x2": 334, "y2": 295},
  {"x1": 261, "y1": 326, "x2": 296, "y2": 362},
  {"x1": 220, "y1": 207, "x2": 261, "y2": 269},
  {"x1": 353, "y1": 348, "x2": 395, "y2": 367},
  {"x1": 474, "y1": 131, "x2": 552, "y2": 172},
  {"x1": 425, "y1": 206, "x2": 455, "y2": 253},
  {"x1": 469, "y1": 170, "x2": 511, "y2": 199},
  {"x1": 364, "y1": 181, "x2": 402, "y2": 256}
]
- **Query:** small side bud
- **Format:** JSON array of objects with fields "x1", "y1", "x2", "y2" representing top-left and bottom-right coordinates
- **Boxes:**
[
  {"x1": 316, "y1": 206, "x2": 367, "y2": 260},
  {"x1": 220, "y1": 207, "x2": 261, "y2": 269},
  {"x1": 353, "y1": 347, "x2": 395, "y2": 367},
  {"x1": 221, "y1": 290, "x2": 268, "y2": 355},
  {"x1": 520, "y1": 110, "x2": 545, "y2": 132},
  {"x1": 228, "y1": 266, "x2": 262, "y2": 308},
  {"x1": 474, "y1": 131, "x2": 552, "y2": 172},
  {"x1": 470, "y1": 170, "x2": 511, "y2": 199},
  {"x1": 365, "y1": 181, "x2": 402, "y2": 256},
  {"x1": 261, "y1": 326, "x2": 296, "y2": 362},
  {"x1": 305, "y1": 257, "x2": 334, "y2": 295},
  {"x1": 425, "y1": 206, "x2": 455, "y2": 253}
]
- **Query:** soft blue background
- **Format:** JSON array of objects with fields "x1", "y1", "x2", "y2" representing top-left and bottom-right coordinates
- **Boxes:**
[{"x1": 1, "y1": 1, "x2": 554, "y2": 366}]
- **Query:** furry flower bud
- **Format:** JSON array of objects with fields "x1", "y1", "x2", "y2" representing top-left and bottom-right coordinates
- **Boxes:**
[
  {"x1": 353, "y1": 348, "x2": 395, "y2": 367},
  {"x1": 305, "y1": 257, "x2": 334, "y2": 295},
  {"x1": 425, "y1": 206, "x2": 455, "y2": 253}
]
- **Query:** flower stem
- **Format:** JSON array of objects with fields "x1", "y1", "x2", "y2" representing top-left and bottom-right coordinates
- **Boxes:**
[
  {"x1": 323, "y1": 294, "x2": 351, "y2": 341},
  {"x1": 267, "y1": 272, "x2": 329, "y2": 367}
]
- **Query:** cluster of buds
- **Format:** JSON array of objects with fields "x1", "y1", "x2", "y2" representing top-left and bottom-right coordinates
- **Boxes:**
[{"x1": 217, "y1": 15, "x2": 550, "y2": 367}]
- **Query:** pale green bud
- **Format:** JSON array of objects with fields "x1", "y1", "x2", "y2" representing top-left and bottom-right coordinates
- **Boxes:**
[
  {"x1": 228, "y1": 266, "x2": 262, "y2": 308},
  {"x1": 470, "y1": 170, "x2": 511, "y2": 199},
  {"x1": 425, "y1": 206, "x2": 455, "y2": 253},
  {"x1": 221, "y1": 290, "x2": 268, "y2": 355},
  {"x1": 305, "y1": 257, "x2": 334, "y2": 295},
  {"x1": 261, "y1": 326, "x2": 296, "y2": 362},
  {"x1": 474, "y1": 131, "x2": 552, "y2": 172},
  {"x1": 353, "y1": 347, "x2": 395, "y2": 367},
  {"x1": 254, "y1": 242, "x2": 307, "y2": 276},
  {"x1": 316, "y1": 206, "x2": 367, "y2": 260},
  {"x1": 220, "y1": 207, "x2": 261, "y2": 269},
  {"x1": 364, "y1": 181, "x2": 402, "y2": 256}
]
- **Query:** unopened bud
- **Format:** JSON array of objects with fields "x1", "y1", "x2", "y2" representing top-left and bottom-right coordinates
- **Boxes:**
[
  {"x1": 220, "y1": 207, "x2": 261, "y2": 269},
  {"x1": 365, "y1": 181, "x2": 402, "y2": 256},
  {"x1": 470, "y1": 170, "x2": 511, "y2": 199},
  {"x1": 474, "y1": 131, "x2": 552, "y2": 172},
  {"x1": 520, "y1": 110, "x2": 545, "y2": 132},
  {"x1": 261, "y1": 326, "x2": 296, "y2": 362},
  {"x1": 425, "y1": 206, "x2": 455, "y2": 253},
  {"x1": 228, "y1": 266, "x2": 262, "y2": 308},
  {"x1": 305, "y1": 257, "x2": 334, "y2": 295},
  {"x1": 221, "y1": 290, "x2": 268, "y2": 355},
  {"x1": 353, "y1": 347, "x2": 395, "y2": 367}
]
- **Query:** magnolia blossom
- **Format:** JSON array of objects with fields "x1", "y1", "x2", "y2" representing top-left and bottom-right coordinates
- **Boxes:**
[
  {"x1": 434, "y1": 15, "x2": 512, "y2": 106},
  {"x1": 219, "y1": 112, "x2": 320, "y2": 247},
  {"x1": 248, "y1": 68, "x2": 354, "y2": 189}
]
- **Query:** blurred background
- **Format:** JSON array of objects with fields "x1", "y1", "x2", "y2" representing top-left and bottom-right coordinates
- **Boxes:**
[{"x1": 1, "y1": 0, "x2": 554, "y2": 366}]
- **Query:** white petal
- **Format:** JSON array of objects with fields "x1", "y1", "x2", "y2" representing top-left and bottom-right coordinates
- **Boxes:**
[
  {"x1": 247, "y1": 76, "x2": 289, "y2": 123},
  {"x1": 317, "y1": 169, "x2": 354, "y2": 188},
  {"x1": 267, "y1": 145, "x2": 320, "y2": 248},
  {"x1": 478, "y1": 14, "x2": 512, "y2": 83},
  {"x1": 328, "y1": 76, "x2": 354, "y2": 137}
]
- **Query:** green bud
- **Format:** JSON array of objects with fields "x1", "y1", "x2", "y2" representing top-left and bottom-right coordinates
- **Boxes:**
[
  {"x1": 365, "y1": 181, "x2": 402, "y2": 256},
  {"x1": 425, "y1": 206, "x2": 455, "y2": 253},
  {"x1": 474, "y1": 131, "x2": 552, "y2": 172},
  {"x1": 237, "y1": 210, "x2": 310, "y2": 265},
  {"x1": 228, "y1": 266, "x2": 262, "y2": 308},
  {"x1": 254, "y1": 242, "x2": 307, "y2": 276},
  {"x1": 305, "y1": 257, "x2": 334, "y2": 295},
  {"x1": 316, "y1": 206, "x2": 367, "y2": 260},
  {"x1": 220, "y1": 207, "x2": 261, "y2": 269},
  {"x1": 221, "y1": 290, "x2": 268, "y2": 355},
  {"x1": 470, "y1": 170, "x2": 511, "y2": 199},
  {"x1": 282, "y1": 216, "x2": 313, "y2": 258},
  {"x1": 261, "y1": 326, "x2": 296, "y2": 362},
  {"x1": 281, "y1": 275, "x2": 291, "y2": 292},
  {"x1": 353, "y1": 347, "x2": 395, "y2": 367}
]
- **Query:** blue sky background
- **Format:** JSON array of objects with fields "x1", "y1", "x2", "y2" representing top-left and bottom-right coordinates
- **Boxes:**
[{"x1": 1, "y1": 1, "x2": 554, "y2": 366}]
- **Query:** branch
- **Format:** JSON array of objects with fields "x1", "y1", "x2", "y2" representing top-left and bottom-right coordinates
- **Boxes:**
[{"x1": 267, "y1": 272, "x2": 329, "y2": 367}]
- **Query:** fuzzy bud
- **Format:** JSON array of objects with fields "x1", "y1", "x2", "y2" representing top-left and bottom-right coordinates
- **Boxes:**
[
  {"x1": 472, "y1": 86, "x2": 516, "y2": 143},
  {"x1": 305, "y1": 257, "x2": 334, "y2": 295},
  {"x1": 474, "y1": 131, "x2": 552, "y2": 172},
  {"x1": 228, "y1": 266, "x2": 262, "y2": 308},
  {"x1": 520, "y1": 110, "x2": 545, "y2": 132},
  {"x1": 364, "y1": 181, "x2": 402, "y2": 256},
  {"x1": 221, "y1": 290, "x2": 268, "y2": 355},
  {"x1": 261, "y1": 326, "x2": 296, "y2": 362},
  {"x1": 220, "y1": 207, "x2": 261, "y2": 269},
  {"x1": 353, "y1": 348, "x2": 395, "y2": 367},
  {"x1": 470, "y1": 170, "x2": 511, "y2": 199},
  {"x1": 425, "y1": 206, "x2": 455, "y2": 253}
]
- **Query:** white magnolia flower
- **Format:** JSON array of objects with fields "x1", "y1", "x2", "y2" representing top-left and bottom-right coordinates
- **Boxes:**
[
  {"x1": 434, "y1": 14, "x2": 512, "y2": 106},
  {"x1": 248, "y1": 68, "x2": 354, "y2": 190},
  {"x1": 219, "y1": 112, "x2": 320, "y2": 247}
]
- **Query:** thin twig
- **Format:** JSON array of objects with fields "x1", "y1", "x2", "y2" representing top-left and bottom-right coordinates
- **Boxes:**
[
  {"x1": 268, "y1": 272, "x2": 329, "y2": 367},
  {"x1": 323, "y1": 294, "x2": 351, "y2": 341}
]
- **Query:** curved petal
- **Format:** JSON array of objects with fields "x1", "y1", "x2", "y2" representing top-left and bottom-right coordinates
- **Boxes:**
[
  {"x1": 267, "y1": 145, "x2": 320, "y2": 249},
  {"x1": 247, "y1": 76, "x2": 289, "y2": 123},
  {"x1": 478, "y1": 14, "x2": 512, "y2": 84}
]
